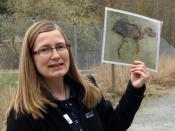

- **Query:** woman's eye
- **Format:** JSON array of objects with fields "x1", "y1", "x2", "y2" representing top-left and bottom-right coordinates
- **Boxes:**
[
  {"x1": 42, "y1": 48, "x2": 49, "y2": 51},
  {"x1": 56, "y1": 45, "x2": 66, "y2": 49},
  {"x1": 39, "y1": 48, "x2": 50, "y2": 53}
]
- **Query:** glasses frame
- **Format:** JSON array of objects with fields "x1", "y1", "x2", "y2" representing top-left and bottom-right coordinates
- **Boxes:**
[{"x1": 32, "y1": 43, "x2": 71, "y2": 55}]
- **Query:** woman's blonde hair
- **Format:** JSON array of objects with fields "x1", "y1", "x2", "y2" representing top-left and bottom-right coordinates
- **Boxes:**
[{"x1": 12, "y1": 20, "x2": 102, "y2": 119}]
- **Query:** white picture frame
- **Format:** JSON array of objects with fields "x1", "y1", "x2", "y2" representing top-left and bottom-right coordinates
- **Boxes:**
[{"x1": 101, "y1": 7, "x2": 163, "y2": 72}]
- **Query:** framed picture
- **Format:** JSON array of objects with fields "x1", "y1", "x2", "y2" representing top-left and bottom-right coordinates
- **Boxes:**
[{"x1": 101, "y1": 7, "x2": 163, "y2": 72}]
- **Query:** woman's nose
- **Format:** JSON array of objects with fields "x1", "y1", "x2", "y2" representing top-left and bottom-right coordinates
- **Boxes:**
[{"x1": 51, "y1": 48, "x2": 61, "y2": 58}]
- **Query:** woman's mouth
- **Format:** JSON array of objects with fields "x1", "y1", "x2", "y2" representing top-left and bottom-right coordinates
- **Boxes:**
[{"x1": 48, "y1": 63, "x2": 64, "y2": 69}]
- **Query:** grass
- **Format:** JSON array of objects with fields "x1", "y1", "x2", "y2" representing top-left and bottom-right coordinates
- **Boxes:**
[
  {"x1": 90, "y1": 54, "x2": 175, "y2": 100},
  {"x1": 0, "y1": 70, "x2": 18, "y2": 131},
  {"x1": 0, "y1": 70, "x2": 18, "y2": 90},
  {"x1": 146, "y1": 55, "x2": 175, "y2": 96},
  {"x1": 0, "y1": 86, "x2": 15, "y2": 131},
  {"x1": 0, "y1": 54, "x2": 175, "y2": 130}
]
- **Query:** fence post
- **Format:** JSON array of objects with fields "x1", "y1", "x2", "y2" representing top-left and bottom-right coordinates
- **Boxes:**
[
  {"x1": 111, "y1": 64, "x2": 115, "y2": 91},
  {"x1": 73, "y1": 25, "x2": 78, "y2": 66}
]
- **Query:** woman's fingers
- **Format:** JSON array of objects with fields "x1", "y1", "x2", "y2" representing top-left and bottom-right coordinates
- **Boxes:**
[
  {"x1": 131, "y1": 61, "x2": 146, "y2": 72},
  {"x1": 130, "y1": 60, "x2": 149, "y2": 88},
  {"x1": 132, "y1": 60, "x2": 144, "y2": 65}
]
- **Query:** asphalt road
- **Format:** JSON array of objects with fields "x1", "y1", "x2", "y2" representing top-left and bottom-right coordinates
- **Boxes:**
[{"x1": 128, "y1": 87, "x2": 175, "y2": 131}]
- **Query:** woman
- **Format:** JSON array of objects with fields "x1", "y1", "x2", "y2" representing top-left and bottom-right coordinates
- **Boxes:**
[{"x1": 6, "y1": 20, "x2": 148, "y2": 131}]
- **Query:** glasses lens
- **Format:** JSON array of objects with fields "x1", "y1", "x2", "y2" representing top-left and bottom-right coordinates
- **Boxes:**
[
  {"x1": 39, "y1": 48, "x2": 51, "y2": 55},
  {"x1": 37, "y1": 43, "x2": 69, "y2": 55}
]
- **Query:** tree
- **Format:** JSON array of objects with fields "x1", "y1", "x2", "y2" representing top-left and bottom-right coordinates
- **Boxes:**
[
  {"x1": 5, "y1": 0, "x2": 175, "y2": 47},
  {"x1": 0, "y1": 0, "x2": 7, "y2": 14}
]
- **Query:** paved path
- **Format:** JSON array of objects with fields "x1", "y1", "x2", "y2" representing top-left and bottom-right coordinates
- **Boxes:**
[{"x1": 128, "y1": 87, "x2": 175, "y2": 131}]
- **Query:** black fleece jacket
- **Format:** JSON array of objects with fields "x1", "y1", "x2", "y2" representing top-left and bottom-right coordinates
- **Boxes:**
[{"x1": 7, "y1": 79, "x2": 145, "y2": 131}]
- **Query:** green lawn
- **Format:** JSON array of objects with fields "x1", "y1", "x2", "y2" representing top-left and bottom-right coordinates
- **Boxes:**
[{"x1": 0, "y1": 70, "x2": 18, "y2": 90}]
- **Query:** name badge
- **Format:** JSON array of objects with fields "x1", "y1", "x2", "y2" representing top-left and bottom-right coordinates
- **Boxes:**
[
  {"x1": 85, "y1": 110, "x2": 94, "y2": 119},
  {"x1": 63, "y1": 114, "x2": 73, "y2": 124}
]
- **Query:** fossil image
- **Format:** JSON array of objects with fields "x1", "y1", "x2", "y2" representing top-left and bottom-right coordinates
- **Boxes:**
[{"x1": 112, "y1": 19, "x2": 156, "y2": 58}]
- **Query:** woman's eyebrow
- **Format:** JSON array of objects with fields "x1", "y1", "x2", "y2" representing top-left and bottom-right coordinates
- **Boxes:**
[
  {"x1": 37, "y1": 41, "x2": 66, "y2": 48},
  {"x1": 56, "y1": 42, "x2": 66, "y2": 44},
  {"x1": 39, "y1": 44, "x2": 50, "y2": 48}
]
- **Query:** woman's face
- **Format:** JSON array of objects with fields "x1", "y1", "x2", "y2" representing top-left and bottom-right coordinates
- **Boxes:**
[{"x1": 33, "y1": 30, "x2": 70, "y2": 80}]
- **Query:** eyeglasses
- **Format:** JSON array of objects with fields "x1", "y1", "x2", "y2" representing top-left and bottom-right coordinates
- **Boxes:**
[{"x1": 32, "y1": 43, "x2": 70, "y2": 56}]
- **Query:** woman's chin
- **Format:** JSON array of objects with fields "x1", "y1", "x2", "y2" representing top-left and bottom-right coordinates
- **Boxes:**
[{"x1": 48, "y1": 70, "x2": 68, "y2": 79}]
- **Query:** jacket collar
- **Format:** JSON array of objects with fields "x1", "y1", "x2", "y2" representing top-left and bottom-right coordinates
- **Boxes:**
[{"x1": 45, "y1": 75, "x2": 85, "y2": 104}]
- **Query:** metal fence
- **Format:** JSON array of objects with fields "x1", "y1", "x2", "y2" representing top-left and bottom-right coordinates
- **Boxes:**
[{"x1": 0, "y1": 16, "x2": 103, "y2": 70}]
